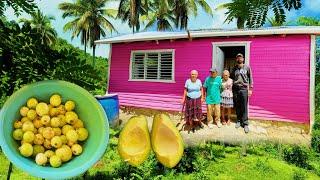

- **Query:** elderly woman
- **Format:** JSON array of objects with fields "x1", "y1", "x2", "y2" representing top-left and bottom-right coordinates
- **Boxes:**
[
  {"x1": 181, "y1": 70, "x2": 204, "y2": 127},
  {"x1": 221, "y1": 70, "x2": 233, "y2": 125}
]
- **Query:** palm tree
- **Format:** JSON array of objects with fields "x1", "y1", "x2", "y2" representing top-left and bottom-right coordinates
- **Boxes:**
[
  {"x1": 173, "y1": 0, "x2": 212, "y2": 30},
  {"x1": 117, "y1": 0, "x2": 148, "y2": 33},
  {"x1": 266, "y1": 17, "x2": 293, "y2": 27},
  {"x1": 297, "y1": 16, "x2": 320, "y2": 26},
  {"x1": 217, "y1": 0, "x2": 302, "y2": 29},
  {"x1": 19, "y1": 10, "x2": 57, "y2": 45},
  {"x1": 59, "y1": 1, "x2": 89, "y2": 54},
  {"x1": 59, "y1": 0, "x2": 117, "y2": 66},
  {"x1": 142, "y1": 0, "x2": 175, "y2": 31},
  {"x1": 141, "y1": 0, "x2": 212, "y2": 31},
  {"x1": 216, "y1": 0, "x2": 249, "y2": 29}
]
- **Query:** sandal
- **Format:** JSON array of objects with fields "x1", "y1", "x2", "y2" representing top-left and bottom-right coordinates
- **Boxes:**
[{"x1": 227, "y1": 119, "x2": 231, "y2": 126}]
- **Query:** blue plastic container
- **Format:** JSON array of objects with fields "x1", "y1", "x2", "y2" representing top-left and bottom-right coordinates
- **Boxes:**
[{"x1": 96, "y1": 94, "x2": 119, "y2": 126}]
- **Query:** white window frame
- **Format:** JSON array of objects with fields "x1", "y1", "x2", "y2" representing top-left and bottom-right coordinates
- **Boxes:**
[
  {"x1": 129, "y1": 49, "x2": 175, "y2": 83},
  {"x1": 212, "y1": 41, "x2": 251, "y2": 66}
]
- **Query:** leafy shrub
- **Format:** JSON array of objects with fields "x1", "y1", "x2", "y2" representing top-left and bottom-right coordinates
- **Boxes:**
[
  {"x1": 174, "y1": 142, "x2": 226, "y2": 174},
  {"x1": 0, "y1": 18, "x2": 108, "y2": 109},
  {"x1": 174, "y1": 146, "x2": 199, "y2": 173},
  {"x1": 283, "y1": 145, "x2": 310, "y2": 169},
  {"x1": 313, "y1": 114, "x2": 320, "y2": 131},
  {"x1": 316, "y1": 81, "x2": 320, "y2": 112},
  {"x1": 292, "y1": 169, "x2": 308, "y2": 180},
  {"x1": 311, "y1": 129, "x2": 320, "y2": 153}
]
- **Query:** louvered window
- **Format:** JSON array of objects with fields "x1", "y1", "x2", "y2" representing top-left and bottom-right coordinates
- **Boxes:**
[{"x1": 130, "y1": 50, "x2": 174, "y2": 81}]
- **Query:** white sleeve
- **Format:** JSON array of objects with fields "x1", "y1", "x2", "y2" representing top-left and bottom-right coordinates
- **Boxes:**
[
  {"x1": 197, "y1": 79, "x2": 202, "y2": 87},
  {"x1": 184, "y1": 79, "x2": 189, "y2": 88}
]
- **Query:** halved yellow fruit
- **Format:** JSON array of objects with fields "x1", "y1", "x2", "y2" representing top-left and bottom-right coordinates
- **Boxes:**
[
  {"x1": 151, "y1": 114, "x2": 184, "y2": 168},
  {"x1": 118, "y1": 115, "x2": 151, "y2": 166}
]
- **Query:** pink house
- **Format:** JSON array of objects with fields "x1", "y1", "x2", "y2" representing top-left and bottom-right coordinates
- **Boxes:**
[{"x1": 95, "y1": 27, "x2": 320, "y2": 128}]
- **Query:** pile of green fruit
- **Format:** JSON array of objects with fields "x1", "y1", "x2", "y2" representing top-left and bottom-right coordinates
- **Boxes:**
[{"x1": 12, "y1": 94, "x2": 89, "y2": 168}]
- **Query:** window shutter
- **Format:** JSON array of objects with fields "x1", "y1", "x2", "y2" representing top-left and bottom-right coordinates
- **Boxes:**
[
  {"x1": 159, "y1": 52, "x2": 173, "y2": 80},
  {"x1": 145, "y1": 53, "x2": 159, "y2": 79},
  {"x1": 132, "y1": 53, "x2": 145, "y2": 79},
  {"x1": 131, "y1": 50, "x2": 173, "y2": 81}
]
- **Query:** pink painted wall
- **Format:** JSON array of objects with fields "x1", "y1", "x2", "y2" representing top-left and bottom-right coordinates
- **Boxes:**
[{"x1": 109, "y1": 35, "x2": 311, "y2": 124}]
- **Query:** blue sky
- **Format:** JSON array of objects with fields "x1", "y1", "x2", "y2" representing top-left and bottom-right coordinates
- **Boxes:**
[{"x1": 5, "y1": 0, "x2": 320, "y2": 58}]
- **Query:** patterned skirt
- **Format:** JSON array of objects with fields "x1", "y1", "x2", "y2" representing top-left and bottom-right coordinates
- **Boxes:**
[
  {"x1": 221, "y1": 90, "x2": 234, "y2": 108},
  {"x1": 184, "y1": 96, "x2": 202, "y2": 126},
  {"x1": 221, "y1": 96, "x2": 234, "y2": 108}
]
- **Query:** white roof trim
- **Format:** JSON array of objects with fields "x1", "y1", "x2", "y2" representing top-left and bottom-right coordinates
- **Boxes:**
[
  {"x1": 95, "y1": 26, "x2": 320, "y2": 44},
  {"x1": 95, "y1": 31, "x2": 188, "y2": 44}
]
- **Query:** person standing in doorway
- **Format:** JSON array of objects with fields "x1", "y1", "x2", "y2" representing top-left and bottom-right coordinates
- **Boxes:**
[
  {"x1": 231, "y1": 53, "x2": 253, "y2": 133},
  {"x1": 203, "y1": 68, "x2": 222, "y2": 128}
]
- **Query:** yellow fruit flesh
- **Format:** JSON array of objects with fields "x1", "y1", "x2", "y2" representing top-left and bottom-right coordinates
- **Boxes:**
[
  {"x1": 122, "y1": 127, "x2": 147, "y2": 155},
  {"x1": 118, "y1": 116, "x2": 151, "y2": 166},
  {"x1": 151, "y1": 114, "x2": 184, "y2": 168}
]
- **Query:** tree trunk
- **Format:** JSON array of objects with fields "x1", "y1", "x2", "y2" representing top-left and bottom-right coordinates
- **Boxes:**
[
  {"x1": 84, "y1": 38, "x2": 87, "y2": 55},
  {"x1": 237, "y1": 17, "x2": 245, "y2": 29},
  {"x1": 93, "y1": 44, "x2": 96, "y2": 67}
]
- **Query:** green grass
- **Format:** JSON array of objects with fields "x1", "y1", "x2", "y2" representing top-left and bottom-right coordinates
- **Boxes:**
[{"x1": 0, "y1": 134, "x2": 320, "y2": 180}]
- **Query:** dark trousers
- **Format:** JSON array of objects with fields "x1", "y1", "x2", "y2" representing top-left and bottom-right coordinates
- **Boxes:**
[{"x1": 233, "y1": 89, "x2": 249, "y2": 126}]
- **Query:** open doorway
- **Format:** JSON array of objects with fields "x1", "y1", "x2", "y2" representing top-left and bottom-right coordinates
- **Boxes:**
[
  {"x1": 212, "y1": 42, "x2": 250, "y2": 119},
  {"x1": 212, "y1": 42, "x2": 250, "y2": 76}
]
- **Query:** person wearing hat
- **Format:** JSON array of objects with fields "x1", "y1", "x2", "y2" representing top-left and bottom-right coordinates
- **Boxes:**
[
  {"x1": 203, "y1": 67, "x2": 222, "y2": 128},
  {"x1": 230, "y1": 53, "x2": 253, "y2": 133}
]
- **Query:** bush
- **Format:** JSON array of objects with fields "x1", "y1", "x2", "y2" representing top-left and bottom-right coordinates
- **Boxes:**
[
  {"x1": 313, "y1": 114, "x2": 320, "y2": 131},
  {"x1": 292, "y1": 169, "x2": 308, "y2": 180},
  {"x1": 174, "y1": 146, "x2": 199, "y2": 173},
  {"x1": 283, "y1": 145, "x2": 310, "y2": 169},
  {"x1": 0, "y1": 18, "x2": 108, "y2": 110},
  {"x1": 174, "y1": 142, "x2": 226, "y2": 174},
  {"x1": 316, "y1": 75, "x2": 320, "y2": 111},
  {"x1": 311, "y1": 129, "x2": 320, "y2": 153}
]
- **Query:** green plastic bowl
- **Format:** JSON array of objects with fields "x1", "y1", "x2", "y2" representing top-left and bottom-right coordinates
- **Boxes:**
[{"x1": 0, "y1": 80, "x2": 109, "y2": 179}]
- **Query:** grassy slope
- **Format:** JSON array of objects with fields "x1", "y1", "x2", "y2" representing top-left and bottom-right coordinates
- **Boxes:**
[{"x1": 0, "y1": 133, "x2": 319, "y2": 180}]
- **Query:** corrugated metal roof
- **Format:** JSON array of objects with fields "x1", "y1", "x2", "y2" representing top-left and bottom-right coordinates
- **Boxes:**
[{"x1": 95, "y1": 26, "x2": 320, "y2": 44}]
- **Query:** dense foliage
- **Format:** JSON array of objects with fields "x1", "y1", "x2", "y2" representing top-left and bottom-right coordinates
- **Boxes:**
[
  {"x1": 217, "y1": 0, "x2": 302, "y2": 29},
  {"x1": 58, "y1": 0, "x2": 116, "y2": 65},
  {"x1": 119, "y1": 0, "x2": 212, "y2": 31},
  {"x1": 0, "y1": 18, "x2": 108, "y2": 108},
  {"x1": 283, "y1": 145, "x2": 309, "y2": 168},
  {"x1": 0, "y1": 0, "x2": 36, "y2": 16}
]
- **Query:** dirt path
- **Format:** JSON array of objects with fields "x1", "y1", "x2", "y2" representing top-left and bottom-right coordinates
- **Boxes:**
[{"x1": 117, "y1": 110, "x2": 311, "y2": 147}]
